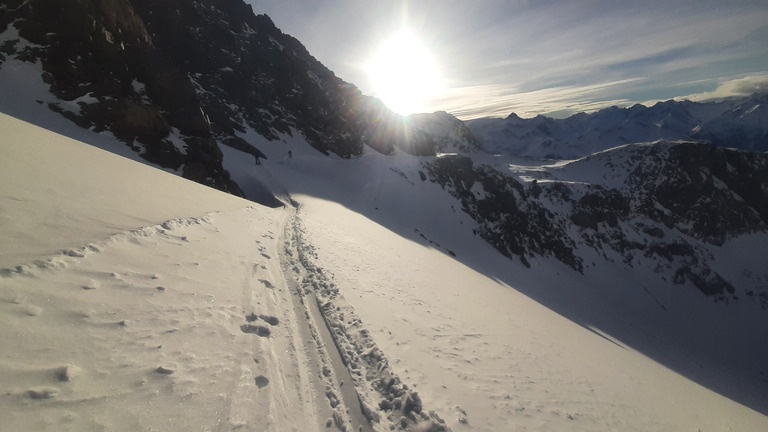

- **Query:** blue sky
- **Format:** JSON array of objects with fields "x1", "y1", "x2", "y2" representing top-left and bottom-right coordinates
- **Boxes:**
[{"x1": 248, "y1": 0, "x2": 768, "y2": 119}]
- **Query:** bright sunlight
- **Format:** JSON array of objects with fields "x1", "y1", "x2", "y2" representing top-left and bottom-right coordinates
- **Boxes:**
[{"x1": 366, "y1": 31, "x2": 444, "y2": 115}]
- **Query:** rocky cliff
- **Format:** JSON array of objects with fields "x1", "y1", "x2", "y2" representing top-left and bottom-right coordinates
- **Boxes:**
[{"x1": 425, "y1": 141, "x2": 768, "y2": 300}]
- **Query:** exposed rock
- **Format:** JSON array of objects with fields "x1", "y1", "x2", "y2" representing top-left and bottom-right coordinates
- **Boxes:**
[
  {"x1": 426, "y1": 155, "x2": 582, "y2": 271},
  {"x1": 425, "y1": 141, "x2": 768, "y2": 298}
]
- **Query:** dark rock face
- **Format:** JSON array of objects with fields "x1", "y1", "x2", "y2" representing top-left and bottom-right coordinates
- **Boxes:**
[
  {"x1": 426, "y1": 155, "x2": 582, "y2": 271},
  {"x1": 567, "y1": 142, "x2": 768, "y2": 297},
  {"x1": 1, "y1": 0, "x2": 478, "y2": 197},
  {"x1": 630, "y1": 143, "x2": 767, "y2": 245},
  {"x1": 425, "y1": 142, "x2": 768, "y2": 298},
  {"x1": 128, "y1": 0, "x2": 389, "y2": 158},
  {"x1": 400, "y1": 111, "x2": 481, "y2": 155},
  {"x1": 571, "y1": 190, "x2": 630, "y2": 230},
  {"x1": 2, "y1": 0, "x2": 241, "y2": 194}
]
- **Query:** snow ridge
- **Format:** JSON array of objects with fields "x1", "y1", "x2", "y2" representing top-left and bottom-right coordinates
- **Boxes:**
[{"x1": 0, "y1": 215, "x2": 212, "y2": 279}]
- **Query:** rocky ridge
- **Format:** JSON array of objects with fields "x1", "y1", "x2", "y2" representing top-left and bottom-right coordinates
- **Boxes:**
[{"x1": 424, "y1": 141, "x2": 768, "y2": 300}]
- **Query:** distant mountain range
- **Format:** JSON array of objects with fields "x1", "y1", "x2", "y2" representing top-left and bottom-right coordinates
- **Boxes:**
[{"x1": 468, "y1": 94, "x2": 768, "y2": 158}]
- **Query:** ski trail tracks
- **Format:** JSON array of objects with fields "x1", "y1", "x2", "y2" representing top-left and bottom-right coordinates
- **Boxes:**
[
  {"x1": 280, "y1": 203, "x2": 451, "y2": 432},
  {"x1": 279, "y1": 207, "x2": 373, "y2": 432}
]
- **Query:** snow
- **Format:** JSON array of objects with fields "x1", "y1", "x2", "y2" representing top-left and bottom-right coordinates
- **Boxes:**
[
  {"x1": 297, "y1": 198, "x2": 766, "y2": 430},
  {"x1": 467, "y1": 96, "x2": 768, "y2": 157},
  {"x1": 218, "y1": 125, "x2": 768, "y2": 431},
  {"x1": 2, "y1": 99, "x2": 768, "y2": 430},
  {"x1": 166, "y1": 127, "x2": 189, "y2": 155},
  {"x1": 0, "y1": 114, "x2": 354, "y2": 431}
]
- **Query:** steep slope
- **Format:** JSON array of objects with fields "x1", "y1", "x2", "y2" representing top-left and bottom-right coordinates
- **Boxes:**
[
  {"x1": 223, "y1": 132, "x2": 768, "y2": 431},
  {"x1": 0, "y1": 0, "x2": 477, "y2": 198},
  {"x1": 0, "y1": 113, "x2": 452, "y2": 432},
  {"x1": 0, "y1": 113, "x2": 319, "y2": 431},
  {"x1": 468, "y1": 94, "x2": 768, "y2": 158},
  {"x1": 0, "y1": 0, "x2": 242, "y2": 193}
]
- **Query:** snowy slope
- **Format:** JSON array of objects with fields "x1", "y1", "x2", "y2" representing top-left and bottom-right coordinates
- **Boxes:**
[
  {"x1": 3, "y1": 2, "x2": 767, "y2": 429},
  {"x1": 0, "y1": 113, "x2": 391, "y2": 432},
  {"x1": 218, "y1": 128, "x2": 768, "y2": 431},
  {"x1": 4, "y1": 88, "x2": 767, "y2": 431},
  {"x1": 296, "y1": 195, "x2": 768, "y2": 432},
  {"x1": 3, "y1": 106, "x2": 768, "y2": 431}
]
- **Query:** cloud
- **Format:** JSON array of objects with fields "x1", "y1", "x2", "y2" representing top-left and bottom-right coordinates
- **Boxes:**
[
  {"x1": 429, "y1": 79, "x2": 643, "y2": 120},
  {"x1": 414, "y1": 2, "x2": 768, "y2": 119},
  {"x1": 251, "y1": 0, "x2": 768, "y2": 120},
  {"x1": 678, "y1": 75, "x2": 768, "y2": 102}
]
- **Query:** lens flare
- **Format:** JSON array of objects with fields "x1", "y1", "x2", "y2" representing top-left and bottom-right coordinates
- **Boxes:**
[{"x1": 367, "y1": 31, "x2": 444, "y2": 115}]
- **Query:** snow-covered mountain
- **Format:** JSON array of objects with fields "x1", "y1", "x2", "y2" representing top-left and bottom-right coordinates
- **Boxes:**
[
  {"x1": 0, "y1": 0, "x2": 474, "y2": 197},
  {"x1": 424, "y1": 141, "x2": 768, "y2": 299},
  {"x1": 4, "y1": 113, "x2": 767, "y2": 432},
  {"x1": 468, "y1": 95, "x2": 768, "y2": 158},
  {"x1": 2, "y1": 1, "x2": 768, "y2": 430}
]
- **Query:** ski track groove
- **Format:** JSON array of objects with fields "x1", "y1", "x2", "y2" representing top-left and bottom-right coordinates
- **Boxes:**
[{"x1": 286, "y1": 204, "x2": 451, "y2": 432}]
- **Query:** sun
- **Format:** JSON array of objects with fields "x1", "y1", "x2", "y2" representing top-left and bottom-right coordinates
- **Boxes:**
[{"x1": 366, "y1": 31, "x2": 444, "y2": 115}]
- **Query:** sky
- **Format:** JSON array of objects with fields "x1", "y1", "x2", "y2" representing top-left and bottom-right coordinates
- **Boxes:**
[{"x1": 247, "y1": 0, "x2": 768, "y2": 119}]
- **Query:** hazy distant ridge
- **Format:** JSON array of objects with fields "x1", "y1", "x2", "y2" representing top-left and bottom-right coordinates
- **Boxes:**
[{"x1": 468, "y1": 94, "x2": 768, "y2": 158}]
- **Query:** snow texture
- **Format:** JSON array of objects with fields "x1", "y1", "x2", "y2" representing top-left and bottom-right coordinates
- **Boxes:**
[{"x1": 2, "y1": 108, "x2": 768, "y2": 432}]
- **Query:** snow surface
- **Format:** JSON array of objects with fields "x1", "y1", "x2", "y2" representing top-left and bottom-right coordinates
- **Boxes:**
[
  {"x1": 0, "y1": 114, "x2": 358, "y2": 431},
  {"x1": 226, "y1": 130, "x2": 768, "y2": 431},
  {"x1": 2, "y1": 100, "x2": 768, "y2": 431}
]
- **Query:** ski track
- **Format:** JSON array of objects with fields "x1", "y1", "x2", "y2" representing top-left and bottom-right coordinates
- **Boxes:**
[{"x1": 284, "y1": 208, "x2": 450, "y2": 431}]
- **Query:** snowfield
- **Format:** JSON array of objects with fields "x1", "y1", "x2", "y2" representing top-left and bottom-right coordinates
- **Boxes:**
[
  {"x1": 0, "y1": 113, "x2": 372, "y2": 431},
  {"x1": 2, "y1": 111, "x2": 768, "y2": 431}
]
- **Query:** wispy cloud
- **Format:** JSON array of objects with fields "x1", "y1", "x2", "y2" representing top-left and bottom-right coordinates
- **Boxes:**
[
  {"x1": 437, "y1": 3, "x2": 768, "y2": 118},
  {"x1": 676, "y1": 75, "x2": 768, "y2": 102},
  {"x1": 430, "y1": 79, "x2": 644, "y2": 119},
  {"x1": 250, "y1": 0, "x2": 768, "y2": 119}
]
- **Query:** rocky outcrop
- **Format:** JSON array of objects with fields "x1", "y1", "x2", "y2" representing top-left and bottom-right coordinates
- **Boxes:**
[
  {"x1": 399, "y1": 111, "x2": 480, "y2": 155},
  {"x1": 627, "y1": 143, "x2": 767, "y2": 244},
  {"x1": 425, "y1": 142, "x2": 768, "y2": 298},
  {"x1": 426, "y1": 155, "x2": 582, "y2": 271},
  {"x1": 1, "y1": 0, "x2": 241, "y2": 194}
]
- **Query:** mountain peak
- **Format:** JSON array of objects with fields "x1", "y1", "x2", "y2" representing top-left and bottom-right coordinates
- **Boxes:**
[{"x1": 469, "y1": 93, "x2": 768, "y2": 158}]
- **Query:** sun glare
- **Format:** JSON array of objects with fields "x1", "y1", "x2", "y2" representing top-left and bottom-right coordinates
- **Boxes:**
[{"x1": 367, "y1": 31, "x2": 444, "y2": 115}]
